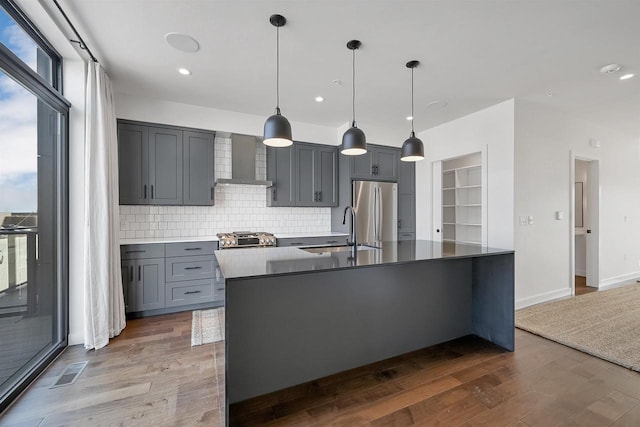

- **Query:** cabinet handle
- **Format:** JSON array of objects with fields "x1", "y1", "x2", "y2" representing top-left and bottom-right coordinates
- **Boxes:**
[
  {"x1": 184, "y1": 290, "x2": 202, "y2": 295},
  {"x1": 211, "y1": 187, "x2": 214, "y2": 201},
  {"x1": 216, "y1": 288, "x2": 225, "y2": 291},
  {"x1": 129, "y1": 266, "x2": 133, "y2": 281},
  {"x1": 184, "y1": 247, "x2": 202, "y2": 251},
  {"x1": 144, "y1": 185, "x2": 147, "y2": 199},
  {"x1": 138, "y1": 265, "x2": 141, "y2": 281},
  {"x1": 290, "y1": 242, "x2": 304, "y2": 246},
  {"x1": 151, "y1": 185, "x2": 154, "y2": 199},
  {"x1": 125, "y1": 250, "x2": 146, "y2": 254},
  {"x1": 318, "y1": 191, "x2": 322, "y2": 202},
  {"x1": 374, "y1": 165, "x2": 379, "y2": 175},
  {"x1": 398, "y1": 219, "x2": 402, "y2": 228},
  {"x1": 184, "y1": 266, "x2": 203, "y2": 270},
  {"x1": 371, "y1": 165, "x2": 375, "y2": 175},
  {"x1": 326, "y1": 240, "x2": 338, "y2": 244}
]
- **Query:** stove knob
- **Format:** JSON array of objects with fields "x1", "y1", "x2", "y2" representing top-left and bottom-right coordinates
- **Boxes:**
[
  {"x1": 232, "y1": 240, "x2": 236, "y2": 245},
  {"x1": 260, "y1": 239, "x2": 264, "y2": 244}
]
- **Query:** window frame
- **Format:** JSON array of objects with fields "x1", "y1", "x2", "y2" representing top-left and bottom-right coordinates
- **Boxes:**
[{"x1": 0, "y1": 0, "x2": 69, "y2": 413}]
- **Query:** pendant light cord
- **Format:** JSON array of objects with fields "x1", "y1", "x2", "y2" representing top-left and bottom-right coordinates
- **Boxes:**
[
  {"x1": 275, "y1": 25, "x2": 280, "y2": 112},
  {"x1": 411, "y1": 66, "x2": 415, "y2": 134},
  {"x1": 352, "y1": 48, "x2": 356, "y2": 127}
]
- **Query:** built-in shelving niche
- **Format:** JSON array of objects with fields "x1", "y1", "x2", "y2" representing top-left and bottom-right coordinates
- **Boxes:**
[{"x1": 442, "y1": 152, "x2": 482, "y2": 245}]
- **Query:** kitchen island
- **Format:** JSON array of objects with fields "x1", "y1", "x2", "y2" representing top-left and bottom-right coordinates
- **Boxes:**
[{"x1": 215, "y1": 240, "x2": 514, "y2": 408}]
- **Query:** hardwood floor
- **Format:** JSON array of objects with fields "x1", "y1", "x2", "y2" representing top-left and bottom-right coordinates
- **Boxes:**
[
  {"x1": 575, "y1": 275, "x2": 597, "y2": 296},
  {"x1": 2, "y1": 311, "x2": 640, "y2": 426},
  {"x1": 0, "y1": 311, "x2": 224, "y2": 426}
]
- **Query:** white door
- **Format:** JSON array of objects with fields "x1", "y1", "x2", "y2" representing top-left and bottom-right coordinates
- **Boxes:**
[{"x1": 432, "y1": 161, "x2": 442, "y2": 242}]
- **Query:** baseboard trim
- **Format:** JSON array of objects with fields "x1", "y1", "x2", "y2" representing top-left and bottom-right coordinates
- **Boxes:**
[
  {"x1": 67, "y1": 332, "x2": 83, "y2": 346},
  {"x1": 515, "y1": 288, "x2": 572, "y2": 310},
  {"x1": 598, "y1": 271, "x2": 640, "y2": 290}
]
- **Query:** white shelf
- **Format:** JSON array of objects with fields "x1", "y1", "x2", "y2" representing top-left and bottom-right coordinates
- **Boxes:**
[
  {"x1": 442, "y1": 164, "x2": 481, "y2": 173},
  {"x1": 441, "y1": 153, "x2": 483, "y2": 246}
]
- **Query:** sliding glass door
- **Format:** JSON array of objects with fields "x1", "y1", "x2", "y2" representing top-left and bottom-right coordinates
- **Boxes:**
[{"x1": 0, "y1": 0, "x2": 68, "y2": 411}]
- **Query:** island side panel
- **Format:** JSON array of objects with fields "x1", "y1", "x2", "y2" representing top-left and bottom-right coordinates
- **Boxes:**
[
  {"x1": 227, "y1": 258, "x2": 473, "y2": 404},
  {"x1": 471, "y1": 253, "x2": 515, "y2": 351}
]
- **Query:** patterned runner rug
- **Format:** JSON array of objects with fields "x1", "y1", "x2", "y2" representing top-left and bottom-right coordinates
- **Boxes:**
[
  {"x1": 516, "y1": 284, "x2": 640, "y2": 371},
  {"x1": 191, "y1": 307, "x2": 225, "y2": 346}
]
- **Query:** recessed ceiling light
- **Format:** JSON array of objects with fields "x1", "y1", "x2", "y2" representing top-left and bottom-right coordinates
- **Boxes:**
[
  {"x1": 599, "y1": 63, "x2": 621, "y2": 74},
  {"x1": 177, "y1": 68, "x2": 191, "y2": 76},
  {"x1": 620, "y1": 73, "x2": 635, "y2": 80},
  {"x1": 406, "y1": 116, "x2": 413, "y2": 121},
  {"x1": 315, "y1": 96, "x2": 324, "y2": 102},
  {"x1": 165, "y1": 33, "x2": 200, "y2": 53}
]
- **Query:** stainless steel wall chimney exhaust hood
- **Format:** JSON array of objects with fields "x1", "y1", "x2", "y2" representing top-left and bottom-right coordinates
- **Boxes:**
[{"x1": 215, "y1": 134, "x2": 273, "y2": 187}]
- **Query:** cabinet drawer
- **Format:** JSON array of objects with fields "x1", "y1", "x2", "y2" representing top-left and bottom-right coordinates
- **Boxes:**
[
  {"x1": 121, "y1": 244, "x2": 165, "y2": 260},
  {"x1": 165, "y1": 241, "x2": 217, "y2": 257},
  {"x1": 398, "y1": 232, "x2": 415, "y2": 241},
  {"x1": 166, "y1": 279, "x2": 215, "y2": 307},
  {"x1": 165, "y1": 255, "x2": 217, "y2": 282},
  {"x1": 277, "y1": 236, "x2": 347, "y2": 247}
]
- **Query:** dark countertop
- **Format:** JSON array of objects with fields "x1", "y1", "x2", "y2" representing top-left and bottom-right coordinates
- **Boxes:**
[{"x1": 215, "y1": 240, "x2": 514, "y2": 280}]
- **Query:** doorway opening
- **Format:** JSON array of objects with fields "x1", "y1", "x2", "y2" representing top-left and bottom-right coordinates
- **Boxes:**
[{"x1": 572, "y1": 156, "x2": 599, "y2": 296}]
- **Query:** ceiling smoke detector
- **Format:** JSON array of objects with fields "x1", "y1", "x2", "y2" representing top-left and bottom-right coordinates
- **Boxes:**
[
  {"x1": 165, "y1": 33, "x2": 200, "y2": 53},
  {"x1": 599, "y1": 63, "x2": 621, "y2": 74}
]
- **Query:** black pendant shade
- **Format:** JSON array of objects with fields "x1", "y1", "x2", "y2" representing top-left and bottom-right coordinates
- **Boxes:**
[
  {"x1": 400, "y1": 60, "x2": 425, "y2": 162},
  {"x1": 401, "y1": 131, "x2": 425, "y2": 161},
  {"x1": 264, "y1": 107, "x2": 292, "y2": 147},
  {"x1": 341, "y1": 40, "x2": 367, "y2": 156},
  {"x1": 264, "y1": 14, "x2": 292, "y2": 147},
  {"x1": 341, "y1": 124, "x2": 367, "y2": 155}
]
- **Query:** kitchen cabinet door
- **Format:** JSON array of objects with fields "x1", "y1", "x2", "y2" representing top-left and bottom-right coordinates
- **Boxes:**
[
  {"x1": 375, "y1": 147, "x2": 399, "y2": 181},
  {"x1": 118, "y1": 123, "x2": 149, "y2": 205},
  {"x1": 397, "y1": 160, "x2": 415, "y2": 234},
  {"x1": 183, "y1": 131, "x2": 214, "y2": 206},
  {"x1": 266, "y1": 145, "x2": 295, "y2": 206},
  {"x1": 316, "y1": 146, "x2": 338, "y2": 206},
  {"x1": 350, "y1": 151, "x2": 374, "y2": 179},
  {"x1": 295, "y1": 144, "x2": 317, "y2": 205},
  {"x1": 120, "y1": 260, "x2": 136, "y2": 313},
  {"x1": 148, "y1": 127, "x2": 183, "y2": 205},
  {"x1": 136, "y1": 258, "x2": 165, "y2": 311}
]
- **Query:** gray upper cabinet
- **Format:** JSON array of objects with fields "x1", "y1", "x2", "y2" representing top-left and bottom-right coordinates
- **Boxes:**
[
  {"x1": 266, "y1": 145, "x2": 295, "y2": 207},
  {"x1": 268, "y1": 142, "x2": 338, "y2": 207},
  {"x1": 183, "y1": 131, "x2": 215, "y2": 205},
  {"x1": 118, "y1": 120, "x2": 215, "y2": 206},
  {"x1": 349, "y1": 145, "x2": 398, "y2": 181},
  {"x1": 295, "y1": 143, "x2": 338, "y2": 207},
  {"x1": 398, "y1": 160, "x2": 416, "y2": 234},
  {"x1": 149, "y1": 127, "x2": 183, "y2": 205},
  {"x1": 118, "y1": 123, "x2": 148, "y2": 205}
]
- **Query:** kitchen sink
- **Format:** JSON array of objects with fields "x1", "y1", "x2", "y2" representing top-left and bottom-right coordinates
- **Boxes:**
[{"x1": 301, "y1": 244, "x2": 380, "y2": 254}]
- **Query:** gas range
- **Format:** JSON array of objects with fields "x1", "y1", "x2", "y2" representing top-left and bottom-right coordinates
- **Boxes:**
[{"x1": 217, "y1": 231, "x2": 277, "y2": 249}]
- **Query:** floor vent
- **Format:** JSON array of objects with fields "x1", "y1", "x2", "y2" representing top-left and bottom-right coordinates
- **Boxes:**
[{"x1": 50, "y1": 361, "x2": 88, "y2": 389}]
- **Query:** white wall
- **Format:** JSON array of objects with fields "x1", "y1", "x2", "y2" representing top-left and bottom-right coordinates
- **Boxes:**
[
  {"x1": 415, "y1": 99, "x2": 515, "y2": 250},
  {"x1": 115, "y1": 92, "x2": 339, "y2": 146},
  {"x1": 514, "y1": 100, "x2": 640, "y2": 308}
]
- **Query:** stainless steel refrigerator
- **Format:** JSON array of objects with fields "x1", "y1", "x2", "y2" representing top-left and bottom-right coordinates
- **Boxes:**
[{"x1": 352, "y1": 181, "x2": 398, "y2": 242}]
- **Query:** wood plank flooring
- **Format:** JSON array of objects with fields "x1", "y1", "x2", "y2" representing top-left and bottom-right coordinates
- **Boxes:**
[
  {"x1": 575, "y1": 275, "x2": 597, "y2": 296},
  {"x1": 2, "y1": 310, "x2": 640, "y2": 426}
]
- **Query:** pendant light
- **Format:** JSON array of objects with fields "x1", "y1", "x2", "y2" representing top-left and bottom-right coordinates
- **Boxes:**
[
  {"x1": 263, "y1": 14, "x2": 292, "y2": 147},
  {"x1": 400, "y1": 60, "x2": 425, "y2": 161},
  {"x1": 341, "y1": 40, "x2": 367, "y2": 155}
]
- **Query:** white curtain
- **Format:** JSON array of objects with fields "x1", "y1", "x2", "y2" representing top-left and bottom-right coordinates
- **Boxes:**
[{"x1": 83, "y1": 62, "x2": 125, "y2": 350}]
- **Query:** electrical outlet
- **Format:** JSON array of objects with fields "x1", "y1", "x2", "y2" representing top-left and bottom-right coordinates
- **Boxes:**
[
  {"x1": 624, "y1": 254, "x2": 627, "y2": 261},
  {"x1": 519, "y1": 216, "x2": 528, "y2": 226},
  {"x1": 527, "y1": 215, "x2": 534, "y2": 225}
]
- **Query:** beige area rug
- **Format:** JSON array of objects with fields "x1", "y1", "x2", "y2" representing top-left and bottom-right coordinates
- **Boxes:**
[
  {"x1": 516, "y1": 284, "x2": 640, "y2": 371},
  {"x1": 191, "y1": 307, "x2": 225, "y2": 346}
]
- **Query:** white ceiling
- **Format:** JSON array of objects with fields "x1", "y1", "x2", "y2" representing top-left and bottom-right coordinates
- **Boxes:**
[{"x1": 59, "y1": 0, "x2": 640, "y2": 138}]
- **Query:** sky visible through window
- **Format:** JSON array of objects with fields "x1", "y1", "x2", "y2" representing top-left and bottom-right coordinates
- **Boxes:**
[{"x1": 0, "y1": 7, "x2": 38, "y2": 213}]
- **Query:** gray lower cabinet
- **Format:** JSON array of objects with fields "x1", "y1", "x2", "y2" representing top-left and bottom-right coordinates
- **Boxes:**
[
  {"x1": 118, "y1": 120, "x2": 215, "y2": 206},
  {"x1": 120, "y1": 241, "x2": 222, "y2": 316},
  {"x1": 267, "y1": 142, "x2": 338, "y2": 207},
  {"x1": 349, "y1": 145, "x2": 399, "y2": 181}
]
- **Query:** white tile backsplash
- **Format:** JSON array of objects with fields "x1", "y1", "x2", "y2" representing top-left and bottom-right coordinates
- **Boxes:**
[{"x1": 119, "y1": 136, "x2": 332, "y2": 239}]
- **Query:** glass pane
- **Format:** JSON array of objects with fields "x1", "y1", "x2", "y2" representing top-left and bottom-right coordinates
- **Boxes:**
[
  {"x1": 0, "y1": 7, "x2": 53, "y2": 84},
  {"x1": 0, "y1": 69, "x2": 60, "y2": 396}
]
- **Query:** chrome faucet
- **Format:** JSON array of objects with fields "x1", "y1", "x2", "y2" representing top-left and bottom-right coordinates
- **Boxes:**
[{"x1": 343, "y1": 205, "x2": 357, "y2": 247}]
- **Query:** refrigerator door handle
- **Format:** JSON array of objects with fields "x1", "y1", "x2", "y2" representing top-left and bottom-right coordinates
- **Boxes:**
[{"x1": 378, "y1": 186, "x2": 383, "y2": 241}]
